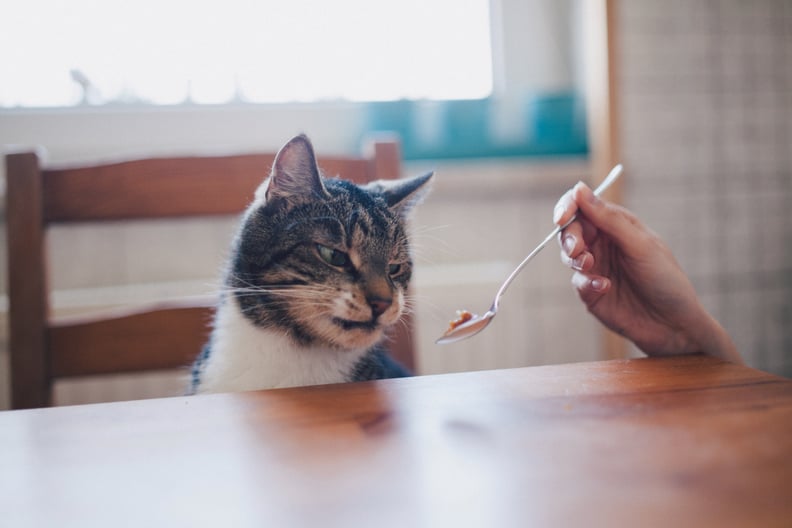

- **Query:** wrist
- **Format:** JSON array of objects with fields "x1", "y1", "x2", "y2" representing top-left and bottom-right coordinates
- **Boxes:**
[{"x1": 686, "y1": 309, "x2": 743, "y2": 364}]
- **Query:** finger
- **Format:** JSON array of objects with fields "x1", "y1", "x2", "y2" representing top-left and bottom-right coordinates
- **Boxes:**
[
  {"x1": 572, "y1": 182, "x2": 647, "y2": 249},
  {"x1": 577, "y1": 215, "x2": 600, "y2": 247},
  {"x1": 557, "y1": 220, "x2": 585, "y2": 258},
  {"x1": 553, "y1": 187, "x2": 578, "y2": 226},
  {"x1": 560, "y1": 249, "x2": 594, "y2": 272},
  {"x1": 571, "y1": 271, "x2": 610, "y2": 304}
]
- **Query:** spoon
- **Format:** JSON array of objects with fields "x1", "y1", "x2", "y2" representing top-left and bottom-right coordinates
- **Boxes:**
[{"x1": 435, "y1": 164, "x2": 624, "y2": 345}]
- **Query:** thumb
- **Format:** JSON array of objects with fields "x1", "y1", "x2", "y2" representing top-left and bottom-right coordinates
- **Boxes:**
[{"x1": 572, "y1": 182, "x2": 642, "y2": 249}]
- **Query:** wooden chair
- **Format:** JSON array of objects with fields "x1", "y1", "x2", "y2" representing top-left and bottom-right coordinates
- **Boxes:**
[{"x1": 5, "y1": 138, "x2": 415, "y2": 409}]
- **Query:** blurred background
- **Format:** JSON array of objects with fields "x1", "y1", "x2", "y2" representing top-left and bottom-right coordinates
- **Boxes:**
[{"x1": 0, "y1": 0, "x2": 789, "y2": 408}]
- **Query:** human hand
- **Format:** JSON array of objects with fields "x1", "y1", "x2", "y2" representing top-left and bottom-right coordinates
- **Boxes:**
[{"x1": 554, "y1": 181, "x2": 741, "y2": 363}]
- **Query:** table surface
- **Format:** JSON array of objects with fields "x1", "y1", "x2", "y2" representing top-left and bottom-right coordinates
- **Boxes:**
[{"x1": 1, "y1": 355, "x2": 791, "y2": 528}]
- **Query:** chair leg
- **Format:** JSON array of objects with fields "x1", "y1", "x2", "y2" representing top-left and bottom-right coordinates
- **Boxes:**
[{"x1": 6, "y1": 153, "x2": 51, "y2": 409}]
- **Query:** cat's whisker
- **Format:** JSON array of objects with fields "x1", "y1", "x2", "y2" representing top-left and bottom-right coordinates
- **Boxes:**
[
  {"x1": 406, "y1": 289, "x2": 441, "y2": 307},
  {"x1": 191, "y1": 134, "x2": 433, "y2": 395},
  {"x1": 220, "y1": 284, "x2": 336, "y2": 297},
  {"x1": 410, "y1": 244, "x2": 459, "y2": 266},
  {"x1": 224, "y1": 274, "x2": 266, "y2": 289},
  {"x1": 403, "y1": 291, "x2": 447, "y2": 323},
  {"x1": 409, "y1": 225, "x2": 462, "y2": 262},
  {"x1": 390, "y1": 317, "x2": 413, "y2": 342},
  {"x1": 410, "y1": 223, "x2": 452, "y2": 235}
]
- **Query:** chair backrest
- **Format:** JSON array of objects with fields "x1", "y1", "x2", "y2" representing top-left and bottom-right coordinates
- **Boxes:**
[{"x1": 5, "y1": 138, "x2": 415, "y2": 409}]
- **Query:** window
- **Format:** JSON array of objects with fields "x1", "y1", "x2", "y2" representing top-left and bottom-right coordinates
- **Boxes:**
[
  {"x1": 1, "y1": 0, "x2": 587, "y2": 160},
  {"x1": 1, "y1": 0, "x2": 492, "y2": 107}
]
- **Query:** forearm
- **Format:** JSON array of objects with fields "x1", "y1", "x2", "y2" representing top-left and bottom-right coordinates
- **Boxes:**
[
  {"x1": 696, "y1": 314, "x2": 743, "y2": 364},
  {"x1": 685, "y1": 306, "x2": 743, "y2": 364},
  {"x1": 627, "y1": 302, "x2": 743, "y2": 365}
]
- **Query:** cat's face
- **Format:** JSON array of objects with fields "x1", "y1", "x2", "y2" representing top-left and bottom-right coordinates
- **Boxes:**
[{"x1": 229, "y1": 134, "x2": 432, "y2": 351}]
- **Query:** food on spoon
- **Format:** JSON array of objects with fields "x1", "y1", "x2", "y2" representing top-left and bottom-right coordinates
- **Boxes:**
[{"x1": 447, "y1": 309, "x2": 474, "y2": 331}]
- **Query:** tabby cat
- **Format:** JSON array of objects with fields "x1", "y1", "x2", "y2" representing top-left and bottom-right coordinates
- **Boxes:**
[{"x1": 189, "y1": 134, "x2": 432, "y2": 394}]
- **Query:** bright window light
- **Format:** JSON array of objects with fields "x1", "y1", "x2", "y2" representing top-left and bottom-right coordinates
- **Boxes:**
[{"x1": 1, "y1": 0, "x2": 492, "y2": 107}]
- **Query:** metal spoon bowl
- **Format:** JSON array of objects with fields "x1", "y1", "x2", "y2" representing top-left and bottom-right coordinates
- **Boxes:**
[{"x1": 435, "y1": 164, "x2": 624, "y2": 345}]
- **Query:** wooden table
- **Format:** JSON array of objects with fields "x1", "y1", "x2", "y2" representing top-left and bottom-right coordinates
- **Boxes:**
[{"x1": 1, "y1": 355, "x2": 790, "y2": 527}]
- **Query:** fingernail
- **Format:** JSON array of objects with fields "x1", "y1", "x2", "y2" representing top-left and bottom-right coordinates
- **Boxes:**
[
  {"x1": 571, "y1": 253, "x2": 587, "y2": 271},
  {"x1": 591, "y1": 278, "x2": 608, "y2": 291},
  {"x1": 562, "y1": 235, "x2": 575, "y2": 256},
  {"x1": 553, "y1": 202, "x2": 565, "y2": 225}
]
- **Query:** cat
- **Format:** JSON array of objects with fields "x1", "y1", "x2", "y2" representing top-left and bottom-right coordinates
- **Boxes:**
[{"x1": 189, "y1": 134, "x2": 432, "y2": 394}]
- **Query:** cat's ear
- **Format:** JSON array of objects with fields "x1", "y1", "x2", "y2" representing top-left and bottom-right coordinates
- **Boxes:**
[
  {"x1": 256, "y1": 134, "x2": 329, "y2": 206},
  {"x1": 367, "y1": 172, "x2": 434, "y2": 217}
]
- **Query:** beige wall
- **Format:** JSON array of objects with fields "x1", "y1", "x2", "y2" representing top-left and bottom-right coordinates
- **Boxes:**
[{"x1": 616, "y1": 0, "x2": 792, "y2": 377}]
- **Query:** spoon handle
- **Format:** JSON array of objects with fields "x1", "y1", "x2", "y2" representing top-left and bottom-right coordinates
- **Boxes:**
[{"x1": 490, "y1": 164, "x2": 624, "y2": 311}]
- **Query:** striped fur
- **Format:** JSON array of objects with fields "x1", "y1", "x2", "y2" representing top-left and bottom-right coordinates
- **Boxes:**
[{"x1": 190, "y1": 135, "x2": 432, "y2": 394}]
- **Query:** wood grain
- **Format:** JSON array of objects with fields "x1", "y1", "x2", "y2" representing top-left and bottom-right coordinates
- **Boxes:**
[
  {"x1": 1, "y1": 355, "x2": 790, "y2": 527},
  {"x1": 48, "y1": 298, "x2": 216, "y2": 377},
  {"x1": 5, "y1": 153, "x2": 51, "y2": 407},
  {"x1": 42, "y1": 155, "x2": 372, "y2": 223}
]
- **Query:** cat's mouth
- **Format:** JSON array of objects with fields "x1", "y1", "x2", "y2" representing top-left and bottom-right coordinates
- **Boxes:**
[{"x1": 332, "y1": 317, "x2": 380, "y2": 332}]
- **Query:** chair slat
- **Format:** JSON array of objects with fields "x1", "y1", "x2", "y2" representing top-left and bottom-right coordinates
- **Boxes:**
[
  {"x1": 49, "y1": 300, "x2": 216, "y2": 378},
  {"x1": 42, "y1": 155, "x2": 372, "y2": 223}
]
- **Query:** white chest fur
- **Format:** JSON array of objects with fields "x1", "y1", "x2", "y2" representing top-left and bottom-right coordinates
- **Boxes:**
[{"x1": 195, "y1": 299, "x2": 368, "y2": 394}]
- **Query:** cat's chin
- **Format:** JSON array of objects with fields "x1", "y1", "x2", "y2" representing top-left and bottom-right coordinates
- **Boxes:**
[
  {"x1": 332, "y1": 317, "x2": 380, "y2": 332},
  {"x1": 327, "y1": 317, "x2": 386, "y2": 350}
]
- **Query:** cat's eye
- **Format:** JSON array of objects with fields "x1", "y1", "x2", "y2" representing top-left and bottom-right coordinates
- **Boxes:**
[
  {"x1": 388, "y1": 263, "x2": 403, "y2": 276},
  {"x1": 317, "y1": 245, "x2": 349, "y2": 268}
]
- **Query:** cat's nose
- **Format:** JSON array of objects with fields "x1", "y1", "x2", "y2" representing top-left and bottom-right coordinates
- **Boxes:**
[{"x1": 367, "y1": 296, "x2": 392, "y2": 318}]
